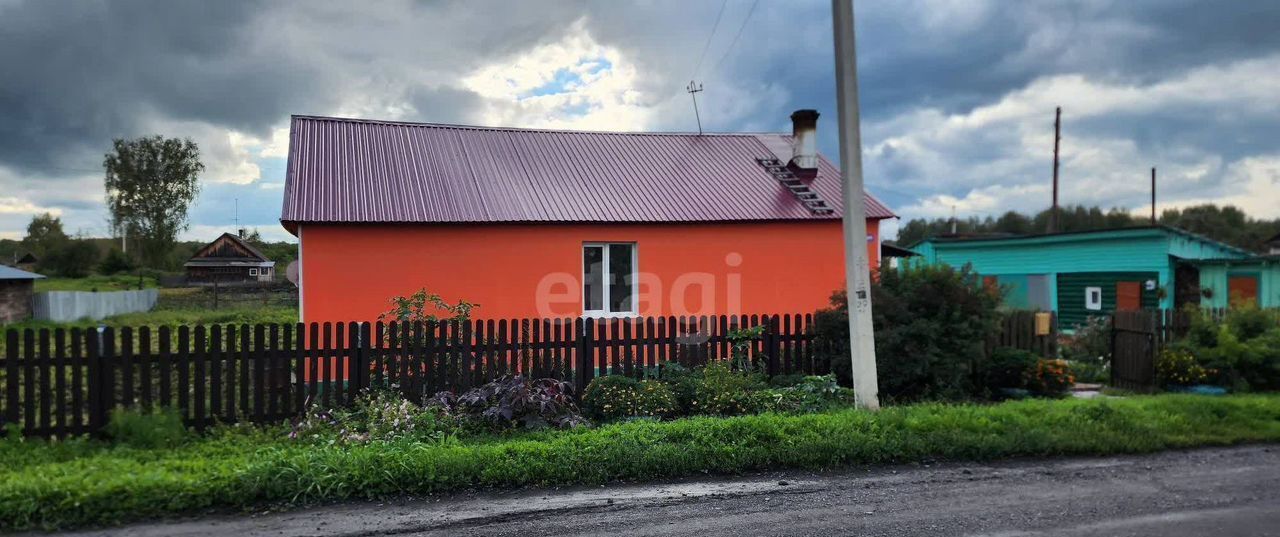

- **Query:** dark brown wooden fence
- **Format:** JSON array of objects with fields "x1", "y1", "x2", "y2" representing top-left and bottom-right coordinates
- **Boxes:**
[
  {"x1": 987, "y1": 311, "x2": 1058, "y2": 358},
  {"x1": 1, "y1": 314, "x2": 823, "y2": 438},
  {"x1": 1, "y1": 309, "x2": 1063, "y2": 438},
  {"x1": 1152, "y1": 307, "x2": 1228, "y2": 345}
]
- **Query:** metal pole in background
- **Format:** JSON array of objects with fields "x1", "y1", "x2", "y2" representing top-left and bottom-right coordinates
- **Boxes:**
[
  {"x1": 1151, "y1": 167, "x2": 1157, "y2": 224},
  {"x1": 832, "y1": 0, "x2": 879, "y2": 410},
  {"x1": 1050, "y1": 106, "x2": 1061, "y2": 233}
]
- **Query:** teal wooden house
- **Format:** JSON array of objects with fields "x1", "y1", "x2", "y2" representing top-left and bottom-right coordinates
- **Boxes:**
[
  {"x1": 1194, "y1": 255, "x2": 1280, "y2": 310},
  {"x1": 908, "y1": 226, "x2": 1257, "y2": 327}
]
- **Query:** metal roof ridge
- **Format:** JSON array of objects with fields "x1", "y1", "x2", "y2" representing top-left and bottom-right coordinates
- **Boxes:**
[{"x1": 290, "y1": 114, "x2": 787, "y2": 137}]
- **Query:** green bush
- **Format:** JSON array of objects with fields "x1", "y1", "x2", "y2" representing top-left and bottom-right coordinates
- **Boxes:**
[
  {"x1": 103, "y1": 408, "x2": 189, "y2": 449},
  {"x1": 981, "y1": 347, "x2": 1039, "y2": 392},
  {"x1": 1179, "y1": 305, "x2": 1280, "y2": 391},
  {"x1": 582, "y1": 375, "x2": 641, "y2": 421},
  {"x1": 39, "y1": 239, "x2": 100, "y2": 278},
  {"x1": 97, "y1": 249, "x2": 136, "y2": 275},
  {"x1": 768, "y1": 373, "x2": 808, "y2": 388},
  {"x1": 652, "y1": 362, "x2": 700, "y2": 411},
  {"x1": 1157, "y1": 348, "x2": 1211, "y2": 388},
  {"x1": 691, "y1": 362, "x2": 767, "y2": 416},
  {"x1": 814, "y1": 263, "x2": 1002, "y2": 401},
  {"x1": 633, "y1": 380, "x2": 679, "y2": 418},
  {"x1": 756, "y1": 374, "x2": 854, "y2": 413}
]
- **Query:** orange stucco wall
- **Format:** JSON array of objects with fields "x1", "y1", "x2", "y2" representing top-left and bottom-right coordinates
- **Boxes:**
[{"x1": 299, "y1": 220, "x2": 880, "y2": 323}]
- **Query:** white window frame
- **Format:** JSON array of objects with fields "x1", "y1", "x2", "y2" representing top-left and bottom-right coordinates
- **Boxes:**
[
  {"x1": 248, "y1": 268, "x2": 259, "y2": 277},
  {"x1": 1085, "y1": 286, "x2": 1103, "y2": 311},
  {"x1": 582, "y1": 242, "x2": 638, "y2": 318}
]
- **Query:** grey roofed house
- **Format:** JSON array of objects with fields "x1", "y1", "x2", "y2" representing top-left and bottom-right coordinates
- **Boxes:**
[
  {"x1": 1268, "y1": 231, "x2": 1280, "y2": 255},
  {"x1": 0, "y1": 265, "x2": 44, "y2": 281},
  {"x1": 184, "y1": 232, "x2": 276, "y2": 284}
]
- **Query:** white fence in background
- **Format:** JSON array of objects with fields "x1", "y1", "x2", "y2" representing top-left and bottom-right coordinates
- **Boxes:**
[{"x1": 32, "y1": 289, "x2": 158, "y2": 322}]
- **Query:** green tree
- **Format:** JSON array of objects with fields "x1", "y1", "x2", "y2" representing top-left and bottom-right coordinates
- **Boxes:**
[
  {"x1": 20, "y1": 212, "x2": 69, "y2": 258},
  {"x1": 97, "y1": 248, "x2": 135, "y2": 275},
  {"x1": 897, "y1": 203, "x2": 1279, "y2": 253},
  {"x1": 104, "y1": 136, "x2": 204, "y2": 268},
  {"x1": 41, "y1": 240, "x2": 100, "y2": 278}
]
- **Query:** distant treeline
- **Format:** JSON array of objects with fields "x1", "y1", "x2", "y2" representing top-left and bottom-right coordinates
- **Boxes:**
[
  {"x1": 0, "y1": 221, "x2": 296, "y2": 278},
  {"x1": 896, "y1": 203, "x2": 1279, "y2": 254}
]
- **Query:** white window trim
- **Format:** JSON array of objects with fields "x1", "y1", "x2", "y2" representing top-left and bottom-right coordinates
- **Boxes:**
[
  {"x1": 248, "y1": 268, "x2": 258, "y2": 276},
  {"x1": 582, "y1": 242, "x2": 638, "y2": 318},
  {"x1": 1085, "y1": 286, "x2": 1103, "y2": 311}
]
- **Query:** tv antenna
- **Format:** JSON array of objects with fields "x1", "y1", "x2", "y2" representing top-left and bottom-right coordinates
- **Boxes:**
[{"x1": 686, "y1": 80, "x2": 704, "y2": 135}]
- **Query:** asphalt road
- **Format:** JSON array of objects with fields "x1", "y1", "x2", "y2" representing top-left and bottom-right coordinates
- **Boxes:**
[{"x1": 62, "y1": 445, "x2": 1280, "y2": 537}]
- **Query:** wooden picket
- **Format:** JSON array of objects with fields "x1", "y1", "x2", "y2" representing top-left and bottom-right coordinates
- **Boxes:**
[{"x1": 1, "y1": 308, "x2": 1070, "y2": 438}]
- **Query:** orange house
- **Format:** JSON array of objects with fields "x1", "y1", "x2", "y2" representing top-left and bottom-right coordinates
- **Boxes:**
[{"x1": 282, "y1": 111, "x2": 895, "y2": 323}]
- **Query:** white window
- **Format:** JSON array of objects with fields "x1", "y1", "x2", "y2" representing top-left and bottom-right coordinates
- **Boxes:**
[
  {"x1": 1085, "y1": 286, "x2": 1103, "y2": 310},
  {"x1": 249, "y1": 268, "x2": 259, "y2": 276},
  {"x1": 583, "y1": 243, "x2": 636, "y2": 317}
]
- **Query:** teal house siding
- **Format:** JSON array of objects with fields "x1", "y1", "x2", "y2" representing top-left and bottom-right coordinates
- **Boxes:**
[
  {"x1": 1056, "y1": 271, "x2": 1159, "y2": 327},
  {"x1": 908, "y1": 226, "x2": 1255, "y2": 323},
  {"x1": 1196, "y1": 257, "x2": 1280, "y2": 308}
]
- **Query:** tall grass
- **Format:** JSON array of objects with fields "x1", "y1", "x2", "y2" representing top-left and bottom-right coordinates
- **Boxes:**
[
  {"x1": 1, "y1": 394, "x2": 1279, "y2": 530},
  {"x1": 33, "y1": 275, "x2": 158, "y2": 293}
]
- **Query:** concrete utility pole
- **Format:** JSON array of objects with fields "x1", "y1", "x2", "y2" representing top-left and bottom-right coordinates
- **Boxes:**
[{"x1": 832, "y1": 0, "x2": 880, "y2": 410}]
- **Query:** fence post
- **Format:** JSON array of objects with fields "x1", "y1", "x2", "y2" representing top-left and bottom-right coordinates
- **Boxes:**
[
  {"x1": 4, "y1": 330, "x2": 18, "y2": 429},
  {"x1": 86, "y1": 327, "x2": 110, "y2": 434},
  {"x1": 575, "y1": 318, "x2": 593, "y2": 394},
  {"x1": 346, "y1": 322, "x2": 365, "y2": 403},
  {"x1": 766, "y1": 315, "x2": 781, "y2": 376},
  {"x1": 1108, "y1": 315, "x2": 1117, "y2": 389}
]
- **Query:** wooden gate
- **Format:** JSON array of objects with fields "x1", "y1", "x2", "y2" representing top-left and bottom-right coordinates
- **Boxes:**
[{"x1": 1110, "y1": 311, "x2": 1156, "y2": 392}]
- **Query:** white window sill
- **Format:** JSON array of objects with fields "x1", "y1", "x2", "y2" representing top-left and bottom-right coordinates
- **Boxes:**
[{"x1": 582, "y1": 312, "x2": 640, "y2": 320}]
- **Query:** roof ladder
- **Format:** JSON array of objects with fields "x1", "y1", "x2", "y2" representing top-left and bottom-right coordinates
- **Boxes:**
[{"x1": 755, "y1": 158, "x2": 836, "y2": 216}]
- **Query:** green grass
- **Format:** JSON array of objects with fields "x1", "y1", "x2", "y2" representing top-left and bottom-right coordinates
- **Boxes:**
[
  {"x1": 1, "y1": 307, "x2": 298, "y2": 354},
  {"x1": 34, "y1": 275, "x2": 158, "y2": 293},
  {"x1": 3, "y1": 306, "x2": 297, "y2": 332},
  {"x1": 3, "y1": 394, "x2": 1280, "y2": 531}
]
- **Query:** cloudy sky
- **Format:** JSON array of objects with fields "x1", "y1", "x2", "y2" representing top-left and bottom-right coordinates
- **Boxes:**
[{"x1": 2, "y1": 0, "x2": 1278, "y2": 243}]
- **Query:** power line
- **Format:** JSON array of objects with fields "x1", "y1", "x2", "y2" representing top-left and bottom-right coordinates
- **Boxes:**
[
  {"x1": 690, "y1": 0, "x2": 729, "y2": 80},
  {"x1": 713, "y1": 0, "x2": 760, "y2": 71}
]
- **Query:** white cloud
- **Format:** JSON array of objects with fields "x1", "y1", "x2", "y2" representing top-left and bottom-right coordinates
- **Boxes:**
[
  {"x1": 181, "y1": 224, "x2": 295, "y2": 244},
  {"x1": 0, "y1": 196, "x2": 61, "y2": 216},
  {"x1": 461, "y1": 19, "x2": 654, "y2": 131},
  {"x1": 1157, "y1": 155, "x2": 1280, "y2": 219}
]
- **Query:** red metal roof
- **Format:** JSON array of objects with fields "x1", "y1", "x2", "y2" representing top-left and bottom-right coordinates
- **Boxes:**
[{"x1": 281, "y1": 115, "x2": 895, "y2": 231}]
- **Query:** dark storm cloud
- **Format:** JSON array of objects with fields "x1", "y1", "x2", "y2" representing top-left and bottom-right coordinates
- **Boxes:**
[
  {"x1": 0, "y1": 1, "x2": 272, "y2": 172},
  {"x1": 0, "y1": 0, "x2": 582, "y2": 176},
  {"x1": 0, "y1": 0, "x2": 1277, "y2": 238}
]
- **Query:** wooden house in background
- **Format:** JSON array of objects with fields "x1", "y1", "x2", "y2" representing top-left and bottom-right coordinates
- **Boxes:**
[
  {"x1": 184, "y1": 232, "x2": 275, "y2": 284},
  {"x1": 907, "y1": 226, "x2": 1257, "y2": 327}
]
